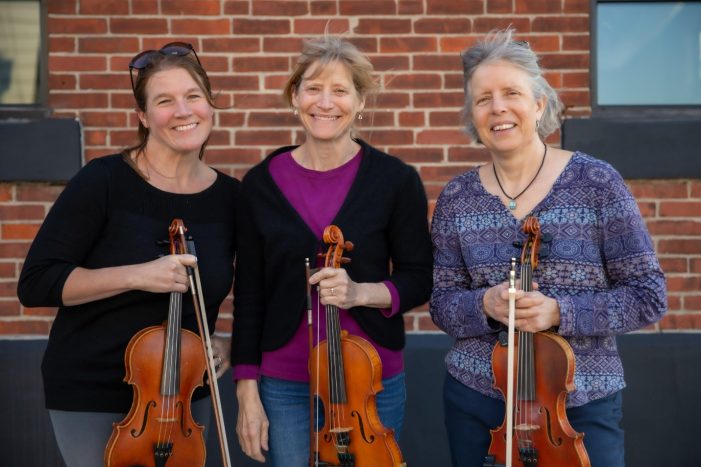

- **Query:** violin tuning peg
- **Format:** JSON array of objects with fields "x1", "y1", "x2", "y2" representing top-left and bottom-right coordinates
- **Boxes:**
[
  {"x1": 341, "y1": 258, "x2": 351, "y2": 264},
  {"x1": 345, "y1": 241, "x2": 354, "y2": 251}
]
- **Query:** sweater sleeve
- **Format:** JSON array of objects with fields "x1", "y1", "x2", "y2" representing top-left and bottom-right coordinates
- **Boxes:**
[
  {"x1": 384, "y1": 164, "x2": 433, "y2": 313},
  {"x1": 429, "y1": 178, "x2": 502, "y2": 338},
  {"x1": 230, "y1": 175, "x2": 266, "y2": 366},
  {"x1": 17, "y1": 159, "x2": 110, "y2": 307},
  {"x1": 556, "y1": 168, "x2": 667, "y2": 337}
]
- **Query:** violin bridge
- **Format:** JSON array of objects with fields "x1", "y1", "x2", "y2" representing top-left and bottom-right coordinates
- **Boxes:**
[
  {"x1": 329, "y1": 427, "x2": 353, "y2": 434},
  {"x1": 155, "y1": 417, "x2": 178, "y2": 423},
  {"x1": 514, "y1": 423, "x2": 540, "y2": 432}
]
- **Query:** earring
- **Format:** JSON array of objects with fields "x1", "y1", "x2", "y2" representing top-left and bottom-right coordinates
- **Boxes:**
[
  {"x1": 536, "y1": 118, "x2": 540, "y2": 131},
  {"x1": 293, "y1": 108, "x2": 298, "y2": 116},
  {"x1": 357, "y1": 113, "x2": 363, "y2": 120}
]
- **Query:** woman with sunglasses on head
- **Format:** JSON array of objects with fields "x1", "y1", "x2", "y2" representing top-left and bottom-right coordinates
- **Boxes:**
[
  {"x1": 17, "y1": 42, "x2": 239, "y2": 467},
  {"x1": 230, "y1": 36, "x2": 432, "y2": 466},
  {"x1": 429, "y1": 29, "x2": 667, "y2": 467}
]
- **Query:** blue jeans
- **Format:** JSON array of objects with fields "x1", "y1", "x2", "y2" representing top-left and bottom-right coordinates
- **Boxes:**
[
  {"x1": 260, "y1": 372, "x2": 406, "y2": 467},
  {"x1": 443, "y1": 373, "x2": 625, "y2": 467}
]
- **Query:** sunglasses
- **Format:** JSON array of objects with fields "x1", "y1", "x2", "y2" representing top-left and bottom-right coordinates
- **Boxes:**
[{"x1": 128, "y1": 42, "x2": 201, "y2": 93}]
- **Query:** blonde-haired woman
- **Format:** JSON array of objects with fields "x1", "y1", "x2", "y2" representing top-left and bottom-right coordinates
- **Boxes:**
[{"x1": 230, "y1": 36, "x2": 432, "y2": 466}]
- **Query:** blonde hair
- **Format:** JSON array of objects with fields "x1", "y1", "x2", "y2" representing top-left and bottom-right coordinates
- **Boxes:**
[{"x1": 283, "y1": 36, "x2": 378, "y2": 106}]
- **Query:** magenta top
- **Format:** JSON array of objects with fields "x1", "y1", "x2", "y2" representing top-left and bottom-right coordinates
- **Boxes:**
[{"x1": 232, "y1": 150, "x2": 404, "y2": 382}]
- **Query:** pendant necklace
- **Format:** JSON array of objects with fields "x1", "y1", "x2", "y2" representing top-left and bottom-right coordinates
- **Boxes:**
[{"x1": 493, "y1": 143, "x2": 547, "y2": 210}]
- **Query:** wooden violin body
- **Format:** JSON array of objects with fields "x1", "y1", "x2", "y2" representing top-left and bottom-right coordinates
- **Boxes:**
[
  {"x1": 105, "y1": 218, "x2": 232, "y2": 467},
  {"x1": 310, "y1": 330, "x2": 404, "y2": 467},
  {"x1": 104, "y1": 325, "x2": 206, "y2": 467},
  {"x1": 487, "y1": 331, "x2": 589, "y2": 467},
  {"x1": 308, "y1": 225, "x2": 405, "y2": 467},
  {"x1": 484, "y1": 216, "x2": 590, "y2": 467}
]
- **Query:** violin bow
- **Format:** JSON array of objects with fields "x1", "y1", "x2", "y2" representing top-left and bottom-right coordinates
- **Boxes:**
[
  {"x1": 174, "y1": 222, "x2": 232, "y2": 467},
  {"x1": 505, "y1": 258, "x2": 517, "y2": 467},
  {"x1": 305, "y1": 257, "x2": 319, "y2": 466}
]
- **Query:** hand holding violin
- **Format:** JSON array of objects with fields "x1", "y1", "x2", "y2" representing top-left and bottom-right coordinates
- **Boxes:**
[
  {"x1": 483, "y1": 280, "x2": 560, "y2": 333},
  {"x1": 309, "y1": 267, "x2": 392, "y2": 310},
  {"x1": 130, "y1": 253, "x2": 198, "y2": 293},
  {"x1": 61, "y1": 253, "x2": 197, "y2": 306}
]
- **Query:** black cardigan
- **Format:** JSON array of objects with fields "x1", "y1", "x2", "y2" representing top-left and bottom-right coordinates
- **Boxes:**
[{"x1": 231, "y1": 139, "x2": 433, "y2": 367}]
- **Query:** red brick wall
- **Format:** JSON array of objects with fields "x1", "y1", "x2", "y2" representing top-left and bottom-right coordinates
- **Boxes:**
[{"x1": 1, "y1": 0, "x2": 697, "y2": 336}]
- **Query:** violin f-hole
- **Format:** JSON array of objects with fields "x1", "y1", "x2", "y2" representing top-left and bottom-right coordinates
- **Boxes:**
[{"x1": 129, "y1": 400, "x2": 156, "y2": 438}]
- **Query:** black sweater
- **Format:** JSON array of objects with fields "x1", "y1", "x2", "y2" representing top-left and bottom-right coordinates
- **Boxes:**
[
  {"x1": 18, "y1": 155, "x2": 239, "y2": 412},
  {"x1": 231, "y1": 139, "x2": 433, "y2": 367}
]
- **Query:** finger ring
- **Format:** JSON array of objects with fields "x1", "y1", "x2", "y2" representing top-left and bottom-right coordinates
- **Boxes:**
[{"x1": 330, "y1": 287, "x2": 335, "y2": 296}]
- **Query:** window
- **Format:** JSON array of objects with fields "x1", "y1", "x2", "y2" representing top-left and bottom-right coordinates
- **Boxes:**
[
  {"x1": 593, "y1": 0, "x2": 701, "y2": 111},
  {"x1": 0, "y1": 0, "x2": 80, "y2": 182},
  {"x1": 562, "y1": 0, "x2": 701, "y2": 178},
  {"x1": 0, "y1": 0, "x2": 46, "y2": 113}
]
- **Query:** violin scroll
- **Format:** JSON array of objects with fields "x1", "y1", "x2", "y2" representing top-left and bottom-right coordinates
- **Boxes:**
[
  {"x1": 322, "y1": 225, "x2": 353, "y2": 269},
  {"x1": 520, "y1": 216, "x2": 542, "y2": 272}
]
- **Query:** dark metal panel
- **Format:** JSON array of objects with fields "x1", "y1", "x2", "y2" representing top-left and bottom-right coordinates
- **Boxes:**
[
  {"x1": 0, "y1": 339, "x2": 64, "y2": 467},
  {"x1": 561, "y1": 117, "x2": 701, "y2": 178},
  {"x1": 0, "y1": 118, "x2": 82, "y2": 182},
  {"x1": 2, "y1": 334, "x2": 698, "y2": 467}
]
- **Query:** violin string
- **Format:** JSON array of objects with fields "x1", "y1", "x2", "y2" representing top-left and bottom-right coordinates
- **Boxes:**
[
  {"x1": 334, "y1": 303, "x2": 345, "y2": 430},
  {"x1": 314, "y1": 286, "x2": 322, "y2": 457},
  {"x1": 166, "y1": 291, "x2": 180, "y2": 446},
  {"x1": 522, "y1": 262, "x2": 534, "y2": 451},
  {"x1": 528, "y1": 267, "x2": 535, "y2": 450},
  {"x1": 172, "y1": 291, "x2": 182, "y2": 445},
  {"x1": 162, "y1": 292, "x2": 175, "y2": 446},
  {"x1": 327, "y1": 303, "x2": 341, "y2": 439},
  {"x1": 326, "y1": 302, "x2": 334, "y2": 439},
  {"x1": 158, "y1": 292, "x2": 173, "y2": 447},
  {"x1": 517, "y1": 261, "x2": 527, "y2": 452},
  {"x1": 333, "y1": 305, "x2": 348, "y2": 432},
  {"x1": 521, "y1": 263, "x2": 528, "y2": 452},
  {"x1": 334, "y1": 303, "x2": 346, "y2": 439},
  {"x1": 515, "y1": 265, "x2": 520, "y2": 453},
  {"x1": 168, "y1": 290, "x2": 181, "y2": 447}
]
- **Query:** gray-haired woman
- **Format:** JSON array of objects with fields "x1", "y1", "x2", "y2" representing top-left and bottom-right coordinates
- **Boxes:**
[{"x1": 430, "y1": 28, "x2": 666, "y2": 467}]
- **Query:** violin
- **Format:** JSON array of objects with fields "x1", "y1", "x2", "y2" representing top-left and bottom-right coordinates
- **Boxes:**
[
  {"x1": 484, "y1": 216, "x2": 590, "y2": 467},
  {"x1": 307, "y1": 225, "x2": 405, "y2": 467},
  {"x1": 105, "y1": 219, "x2": 231, "y2": 467}
]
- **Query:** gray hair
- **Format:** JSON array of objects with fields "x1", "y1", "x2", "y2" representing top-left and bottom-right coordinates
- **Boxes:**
[{"x1": 460, "y1": 28, "x2": 563, "y2": 142}]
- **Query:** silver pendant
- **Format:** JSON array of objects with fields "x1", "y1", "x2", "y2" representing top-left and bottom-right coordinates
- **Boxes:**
[{"x1": 508, "y1": 199, "x2": 517, "y2": 210}]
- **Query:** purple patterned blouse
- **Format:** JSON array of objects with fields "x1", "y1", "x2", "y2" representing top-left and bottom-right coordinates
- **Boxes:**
[{"x1": 429, "y1": 152, "x2": 667, "y2": 407}]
